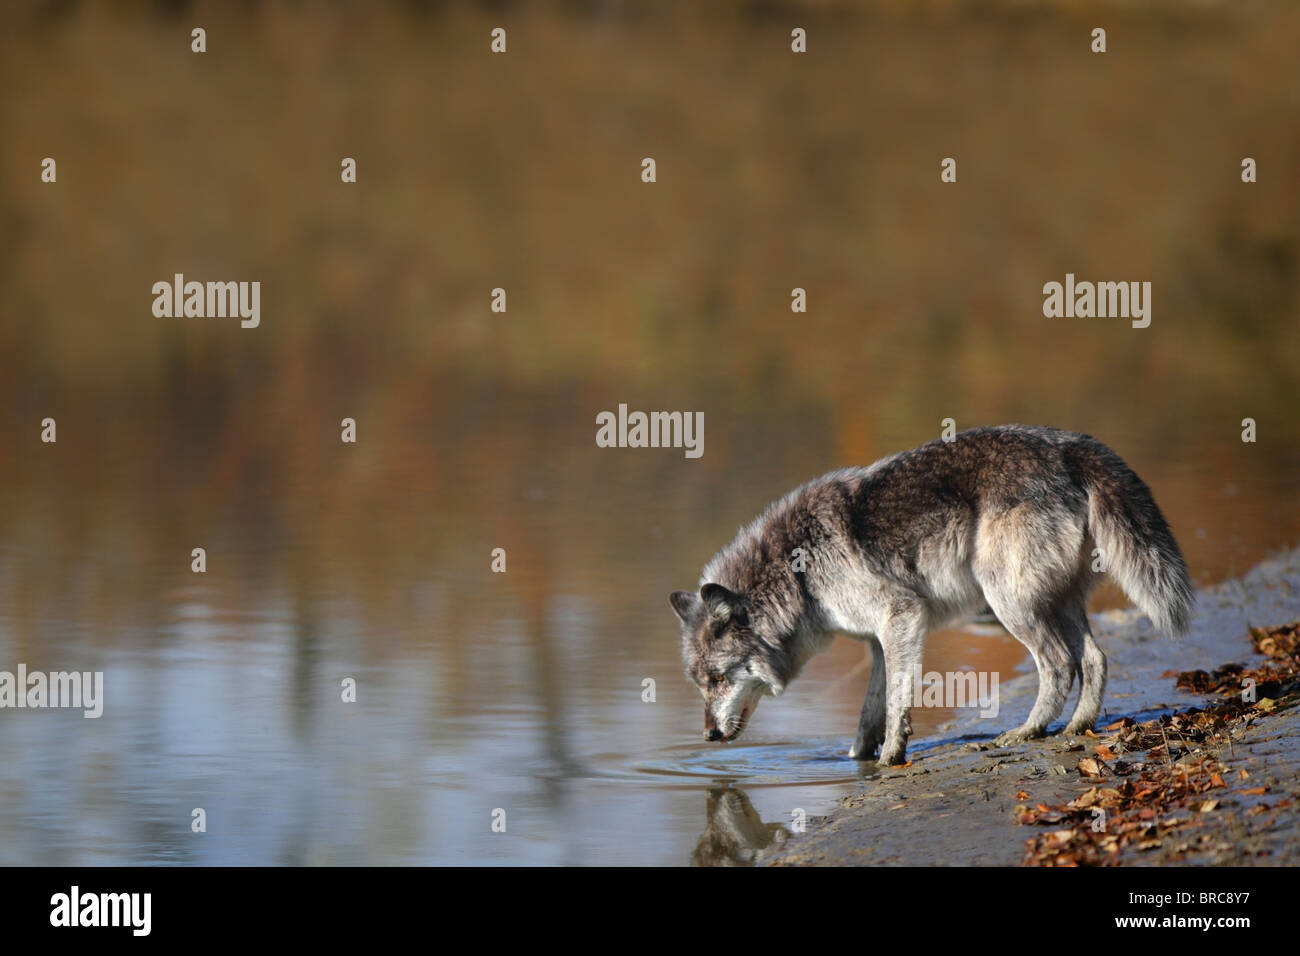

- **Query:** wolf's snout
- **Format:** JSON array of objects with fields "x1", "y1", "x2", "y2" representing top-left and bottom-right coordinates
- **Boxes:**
[{"x1": 703, "y1": 703, "x2": 720, "y2": 741}]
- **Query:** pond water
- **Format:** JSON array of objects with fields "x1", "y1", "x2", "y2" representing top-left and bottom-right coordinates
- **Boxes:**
[{"x1": 1, "y1": 381, "x2": 1294, "y2": 865}]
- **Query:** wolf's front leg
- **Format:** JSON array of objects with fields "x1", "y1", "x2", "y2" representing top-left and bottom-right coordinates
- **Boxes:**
[
  {"x1": 849, "y1": 634, "x2": 886, "y2": 759},
  {"x1": 877, "y1": 608, "x2": 925, "y2": 765}
]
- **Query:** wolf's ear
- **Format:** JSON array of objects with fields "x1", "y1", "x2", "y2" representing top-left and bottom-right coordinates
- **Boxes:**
[
  {"x1": 669, "y1": 590, "x2": 702, "y2": 625},
  {"x1": 700, "y1": 583, "x2": 743, "y2": 624}
]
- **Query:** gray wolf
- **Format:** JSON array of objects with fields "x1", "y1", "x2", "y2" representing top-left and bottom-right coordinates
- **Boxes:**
[{"x1": 669, "y1": 425, "x2": 1192, "y2": 765}]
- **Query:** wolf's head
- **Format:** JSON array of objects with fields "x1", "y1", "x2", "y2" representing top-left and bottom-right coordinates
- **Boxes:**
[{"x1": 670, "y1": 584, "x2": 786, "y2": 743}]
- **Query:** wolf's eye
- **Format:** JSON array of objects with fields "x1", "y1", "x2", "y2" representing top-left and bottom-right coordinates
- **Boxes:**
[{"x1": 708, "y1": 673, "x2": 723, "y2": 686}]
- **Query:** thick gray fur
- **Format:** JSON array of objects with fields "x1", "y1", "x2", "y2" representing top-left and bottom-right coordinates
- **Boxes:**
[{"x1": 669, "y1": 425, "x2": 1193, "y2": 765}]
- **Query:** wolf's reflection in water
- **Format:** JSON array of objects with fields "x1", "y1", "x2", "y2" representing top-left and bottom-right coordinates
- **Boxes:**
[{"x1": 691, "y1": 786, "x2": 791, "y2": 867}]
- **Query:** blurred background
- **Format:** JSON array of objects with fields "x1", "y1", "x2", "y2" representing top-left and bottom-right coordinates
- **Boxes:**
[{"x1": 0, "y1": 0, "x2": 1296, "y2": 865}]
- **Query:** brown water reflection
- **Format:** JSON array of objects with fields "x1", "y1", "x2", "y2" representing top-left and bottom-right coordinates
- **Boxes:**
[{"x1": 0, "y1": 1, "x2": 1297, "y2": 865}]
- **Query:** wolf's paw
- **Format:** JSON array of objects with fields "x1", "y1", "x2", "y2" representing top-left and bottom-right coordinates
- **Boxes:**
[
  {"x1": 994, "y1": 726, "x2": 1045, "y2": 748},
  {"x1": 849, "y1": 731, "x2": 883, "y2": 760},
  {"x1": 877, "y1": 745, "x2": 908, "y2": 766},
  {"x1": 1064, "y1": 719, "x2": 1094, "y2": 736}
]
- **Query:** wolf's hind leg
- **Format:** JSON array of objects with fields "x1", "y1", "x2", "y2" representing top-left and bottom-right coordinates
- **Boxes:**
[
  {"x1": 988, "y1": 608, "x2": 1076, "y2": 747},
  {"x1": 1064, "y1": 613, "x2": 1107, "y2": 735},
  {"x1": 849, "y1": 634, "x2": 886, "y2": 759},
  {"x1": 974, "y1": 502, "x2": 1088, "y2": 746}
]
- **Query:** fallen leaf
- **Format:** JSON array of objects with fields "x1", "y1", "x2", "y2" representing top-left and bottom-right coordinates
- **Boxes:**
[
  {"x1": 1071, "y1": 787, "x2": 1100, "y2": 809},
  {"x1": 1077, "y1": 757, "x2": 1106, "y2": 777}
]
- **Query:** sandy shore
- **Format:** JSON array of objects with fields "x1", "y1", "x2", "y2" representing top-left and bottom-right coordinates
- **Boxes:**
[{"x1": 769, "y1": 548, "x2": 1300, "y2": 866}]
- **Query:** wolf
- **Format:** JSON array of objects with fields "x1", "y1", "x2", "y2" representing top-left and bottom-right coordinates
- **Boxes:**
[{"x1": 669, "y1": 425, "x2": 1193, "y2": 765}]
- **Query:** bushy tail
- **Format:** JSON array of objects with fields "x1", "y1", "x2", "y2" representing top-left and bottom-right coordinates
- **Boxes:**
[{"x1": 1083, "y1": 451, "x2": 1194, "y2": 635}]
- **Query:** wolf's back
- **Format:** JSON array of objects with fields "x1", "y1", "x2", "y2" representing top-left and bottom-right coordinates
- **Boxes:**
[{"x1": 1071, "y1": 439, "x2": 1193, "y2": 634}]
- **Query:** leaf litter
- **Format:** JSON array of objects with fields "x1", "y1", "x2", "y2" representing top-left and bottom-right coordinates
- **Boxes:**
[{"x1": 1017, "y1": 621, "x2": 1300, "y2": 865}]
